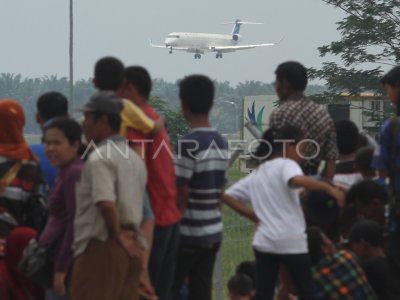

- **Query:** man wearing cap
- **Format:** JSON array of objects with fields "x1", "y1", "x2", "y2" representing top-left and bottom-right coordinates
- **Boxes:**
[{"x1": 71, "y1": 91, "x2": 147, "y2": 300}]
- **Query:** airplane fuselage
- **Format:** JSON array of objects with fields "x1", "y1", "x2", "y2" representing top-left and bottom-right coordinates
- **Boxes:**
[{"x1": 165, "y1": 32, "x2": 241, "y2": 51}]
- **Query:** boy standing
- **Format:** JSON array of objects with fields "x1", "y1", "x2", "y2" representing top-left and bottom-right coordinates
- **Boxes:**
[{"x1": 172, "y1": 75, "x2": 229, "y2": 300}]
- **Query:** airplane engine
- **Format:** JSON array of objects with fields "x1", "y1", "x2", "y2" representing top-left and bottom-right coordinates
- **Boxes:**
[{"x1": 232, "y1": 34, "x2": 239, "y2": 41}]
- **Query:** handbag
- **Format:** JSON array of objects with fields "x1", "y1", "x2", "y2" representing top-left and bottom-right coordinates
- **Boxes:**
[{"x1": 18, "y1": 239, "x2": 55, "y2": 285}]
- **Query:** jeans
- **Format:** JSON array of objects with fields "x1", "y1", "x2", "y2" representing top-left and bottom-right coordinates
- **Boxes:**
[
  {"x1": 171, "y1": 243, "x2": 220, "y2": 300},
  {"x1": 254, "y1": 250, "x2": 315, "y2": 300},
  {"x1": 149, "y1": 222, "x2": 180, "y2": 300}
]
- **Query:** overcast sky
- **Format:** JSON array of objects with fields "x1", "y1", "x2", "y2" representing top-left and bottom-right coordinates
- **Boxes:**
[{"x1": 0, "y1": 0, "x2": 345, "y2": 85}]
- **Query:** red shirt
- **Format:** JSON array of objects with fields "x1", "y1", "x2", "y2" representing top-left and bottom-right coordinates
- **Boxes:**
[{"x1": 127, "y1": 103, "x2": 181, "y2": 226}]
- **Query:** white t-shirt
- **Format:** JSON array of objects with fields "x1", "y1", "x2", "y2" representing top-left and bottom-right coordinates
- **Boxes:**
[{"x1": 225, "y1": 157, "x2": 307, "y2": 254}]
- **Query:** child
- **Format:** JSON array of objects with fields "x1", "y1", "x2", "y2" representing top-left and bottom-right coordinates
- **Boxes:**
[
  {"x1": 227, "y1": 274, "x2": 254, "y2": 300},
  {"x1": 172, "y1": 75, "x2": 229, "y2": 300},
  {"x1": 223, "y1": 125, "x2": 344, "y2": 300}
]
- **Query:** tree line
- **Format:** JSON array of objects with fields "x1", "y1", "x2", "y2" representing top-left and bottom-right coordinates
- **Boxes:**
[{"x1": 0, "y1": 73, "x2": 325, "y2": 144}]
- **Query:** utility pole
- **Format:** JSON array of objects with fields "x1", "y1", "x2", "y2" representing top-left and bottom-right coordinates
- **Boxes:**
[{"x1": 69, "y1": 0, "x2": 74, "y2": 114}]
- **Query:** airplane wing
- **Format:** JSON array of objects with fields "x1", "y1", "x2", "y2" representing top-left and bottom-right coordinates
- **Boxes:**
[
  {"x1": 211, "y1": 43, "x2": 276, "y2": 53},
  {"x1": 210, "y1": 38, "x2": 283, "y2": 53},
  {"x1": 149, "y1": 40, "x2": 203, "y2": 52}
]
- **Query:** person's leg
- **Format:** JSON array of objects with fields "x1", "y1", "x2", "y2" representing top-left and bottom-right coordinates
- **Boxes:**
[
  {"x1": 280, "y1": 254, "x2": 315, "y2": 300},
  {"x1": 45, "y1": 288, "x2": 71, "y2": 300},
  {"x1": 170, "y1": 243, "x2": 197, "y2": 300},
  {"x1": 149, "y1": 222, "x2": 180, "y2": 300},
  {"x1": 71, "y1": 239, "x2": 130, "y2": 300},
  {"x1": 187, "y1": 243, "x2": 220, "y2": 300},
  {"x1": 253, "y1": 250, "x2": 280, "y2": 300},
  {"x1": 387, "y1": 231, "x2": 400, "y2": 300}
]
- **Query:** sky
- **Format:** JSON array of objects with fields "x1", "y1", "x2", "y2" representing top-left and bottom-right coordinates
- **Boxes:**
[{"x1": 0, "y1": 0, "x2": 345, "y2": 85}]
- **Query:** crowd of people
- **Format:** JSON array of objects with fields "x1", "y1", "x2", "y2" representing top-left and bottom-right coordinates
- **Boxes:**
[{"x1": 0, "y1": 57, "x2": 399, "y2": 300}]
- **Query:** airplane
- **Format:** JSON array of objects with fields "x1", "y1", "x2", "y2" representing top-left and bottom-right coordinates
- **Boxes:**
[{"x1": 150, "y1": 19, "x2": 281, "y2": 59}]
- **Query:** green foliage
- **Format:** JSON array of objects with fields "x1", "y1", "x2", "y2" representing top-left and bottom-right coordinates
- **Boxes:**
[
  {"x1": 311, "y1": 0, "x2": 400, "y2": 127},
  {"x1": 0, "y1": 73, "x2": 327, "y2": 136},
  {"x1": 149, "y1": 96, "x2": 190, "y2": 146}
]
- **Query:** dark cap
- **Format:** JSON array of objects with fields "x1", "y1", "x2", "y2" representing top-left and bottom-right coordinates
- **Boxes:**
[
  {"x1": 77, "y1": 91, "x2": 123, "y2": 115},
  {"x1": 349, "y1": 220, "x2": 383, "y2": 246}
]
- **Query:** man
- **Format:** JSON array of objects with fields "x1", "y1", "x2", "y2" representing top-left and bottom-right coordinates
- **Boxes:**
[
  {"x1": 30, "y1": 92, "x2": 68, "y2": 191},
  {"x1": 119, "y1": 66, "x2": 181, "y2": 300},
  {"x1": 372, "y1": 65, "x2": 400, "y2": 300},
  {"x1": 333, "y1": 120, "x2": 363, "y2": 188},
  {"x1": 92, "y1": 56, "x2": 163, "y2": 137},
  {"x1": 269, "y1": 61, "x2": 338, "y2": 179},
  {"x1": 171, "y1": 75, "x2": 229, "y2": 300},
  {"x1": 93, "y1": 57, "x2": 162, "y2": 299},
  {"x1": 349, "y1": 220, "x2": 389, "y2": 300},
  {"x1": 306, "y1": 227, "x2": 376, "y2": 299},
  {"x1": 71, "y1": 91, "x2": 147, "y2": 300}
]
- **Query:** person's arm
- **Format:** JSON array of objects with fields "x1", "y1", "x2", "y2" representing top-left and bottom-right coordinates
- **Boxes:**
[
  {"x1": 290, "y1": 175, "x2": 345, "y2": 206},
  {"x1": 140, "y1": 191, "x2": 155, "y2": 288},
  {"x1": 97, "y1": 201, "x2": 121, "y2": 240},
  {"x1": 322, "y1": 114, "x2": 338, "y2": 180},
  {"x1": 176, "y1": 185, "x2": 189, "y2": 214},
  {"x1": 53, "y1": 167, "x2": 81, "y2": 296},
  {"x1": 223, "y1": 194, "x2": 258, "y2": 223},
  {"x1": 324, "y1": 159, "x2": 336, "y2": 180},
  {"x1": 151, "y1": 117, "x2": 165, "y2": 135}
]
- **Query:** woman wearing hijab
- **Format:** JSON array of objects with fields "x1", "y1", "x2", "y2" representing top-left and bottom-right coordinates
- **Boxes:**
[
  {"x1": 0, "y1": 226, "x2": 44, "y2": 300},
  {"x1": 0, "y1": 99, "x2": 44, "y2": 235}
]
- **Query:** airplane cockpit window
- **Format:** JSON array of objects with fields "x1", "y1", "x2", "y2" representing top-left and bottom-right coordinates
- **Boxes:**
[{"x1": 168, "y1": 34, "x2": 180, "y2": 38}]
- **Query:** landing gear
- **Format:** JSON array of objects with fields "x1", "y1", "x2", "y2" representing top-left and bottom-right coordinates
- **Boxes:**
[
  {"x1": 194, "y1": 54, "x2": 201, "y2": 59},
  {"x1": 216, "y1": 53, "x2": 223, "y2": 59},
  {"x1": 169, "y1": 47, "x2": 173, "y2": 54}
]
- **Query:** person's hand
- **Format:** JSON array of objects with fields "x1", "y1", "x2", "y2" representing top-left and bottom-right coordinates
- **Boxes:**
[
  {"x1": 327, "y1": 186, "x2": 345, "y2": 207},
  {"x1": 54, "y1": 272, "x2": 67, "y2": 296},
  {"x1": 118, "y1": 230, "x2": 144, "y2": 258}
]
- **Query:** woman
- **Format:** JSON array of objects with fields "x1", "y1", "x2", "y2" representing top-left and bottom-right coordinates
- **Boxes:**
[
  {"x1": 223, "y1": 125, "x2": 344, "y2": 300},
  {"x1": 0, "y1": 226, "x2": 44, "y2": 300},
  {"x1": 38, "y1": 117, "x2": 83, "y2": 300},
  {"x1": 0, "y1": 99, "x2": 43, "y2": 230}
]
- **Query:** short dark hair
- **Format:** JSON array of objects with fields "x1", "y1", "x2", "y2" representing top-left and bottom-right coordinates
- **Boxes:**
[
  {"x1": 335, "y1": 120, "x2": 359, "y2": 155},
  {"x1": 254, "y1": 124, "x2": 303, "y2": 160},
  {"x1": 349, "y1": 220, "x2": 383, "y2": 247},
  {"x1": 44, "y1": 117, "x2": 82, "y2": 145},
  {"x1": 94, "y1": 57, "x2": 124, "y2": 91},
  {"x1": 346, "y1": 180, "x2": 388, "y2": 205},
  {"x1": 355, "y1": 146, "x2": 375, "y2": 173},
  {"x1": 124, "y1": 66, "x2": 152, "y2": 99},
  {"x1": 306, "y1": 227, "x2": 324, "y2": 265},
  {"x1": 381, "y1": 66, "x2": 400, "y2": 86},
  {"x1": 179, "y1": 75, "x2": 214, "y2": 115},
  {"x1": 275, "y1": 61, "x2": 308, "y2": 91},
  {"x1": 37, "y1": 92, "x2": 68, "y2": 122},
  {"x1": 227, "y1": 274, "x2": 253, "y2": 297},
  {"x1": 236, "y1": 261, "x2": 256, "y2": 288},
  {"x1": 93, "y1": 111, "x2": 121, "y2": 132}
]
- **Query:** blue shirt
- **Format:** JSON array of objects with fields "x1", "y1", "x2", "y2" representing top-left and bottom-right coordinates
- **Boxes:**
[
  {"x1": 372, "y1": 118, "x2": 400, "y2": 193},
  {"x1": 174, "y1": 128, "x2": 229, "y2": 245},
  {"x1": 30, "y1": 144, "x2": 57, "y2": 192}
]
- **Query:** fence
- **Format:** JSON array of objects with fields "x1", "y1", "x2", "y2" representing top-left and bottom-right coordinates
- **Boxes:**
[{"x1": 213, "y1": 206, "x2": 255, "y2": 299}]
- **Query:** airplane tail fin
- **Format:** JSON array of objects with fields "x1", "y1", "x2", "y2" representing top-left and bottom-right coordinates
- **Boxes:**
[{"x1": 222, "y1": 19, "x2": 264, "y2": 35}]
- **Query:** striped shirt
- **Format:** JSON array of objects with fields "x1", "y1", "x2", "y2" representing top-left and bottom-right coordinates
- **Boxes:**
[{"x1": 175, "y1": 128, "x2": 229, "y2": 245}]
